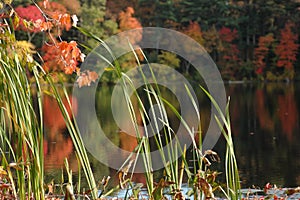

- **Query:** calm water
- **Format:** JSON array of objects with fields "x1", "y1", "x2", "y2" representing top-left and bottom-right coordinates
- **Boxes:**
[{"x1": 43, "y1": 82, "x2": 300, "y2": 188}]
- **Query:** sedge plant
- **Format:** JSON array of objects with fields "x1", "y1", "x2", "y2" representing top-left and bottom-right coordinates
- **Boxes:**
[
  {"x1": 76, "y1": 26, "x2": 195, "y2": 198},
  {"x1": 77, "y1": 25, "x2": 241, "y2": 199},
  {"x1": 0, "y1": 11, "x2": 98, "y2": 200},
  {"x1": 201, "y1": 86, "x2": 241, "y2": 200},
  {"x1": 0, "y1": 19, "x2": 45, "y2": 199}
]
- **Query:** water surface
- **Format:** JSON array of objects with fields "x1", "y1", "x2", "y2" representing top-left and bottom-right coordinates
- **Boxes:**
[{"x1": 43, "y1": 82, "x2": 300, "y2": 188}]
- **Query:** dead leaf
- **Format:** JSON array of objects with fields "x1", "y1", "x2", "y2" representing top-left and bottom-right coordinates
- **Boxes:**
[{"x1": 286, "y1": 186, "x2": 300, "y2": 195}]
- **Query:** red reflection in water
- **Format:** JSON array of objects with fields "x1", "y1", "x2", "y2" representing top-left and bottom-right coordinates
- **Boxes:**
[
  {"x1": 43, "y1": 94, "x2": 77, "y2": 137},
  {"x1": 117, "y1": 106, "x2": 147, "y2": 184},
  {"x1": 254, "y1": 85, "x2": 298, "y2": 141},
  {"x1": 43, "y1": 94, "x2": 78, "y2": 170},
  {"x1": 226, "y1": 84, "x2": 300, "y2": 188},
  {"x1": 255, "y1": 89, "x2": 275, "y2": 132},
  {"x1": 277, "y1": 91, "x2": 299, "y2": 141}
]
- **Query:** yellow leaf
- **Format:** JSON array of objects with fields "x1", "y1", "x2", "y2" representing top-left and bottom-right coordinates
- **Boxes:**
[
  {"x1": 4, "y1": 0, "x2": 12, "y2": 5},
  {"x1": 0, "y1": 166, "x2": 7, "y2": 175}
]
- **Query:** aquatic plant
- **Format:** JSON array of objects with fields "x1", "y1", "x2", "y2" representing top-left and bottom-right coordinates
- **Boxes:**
[
  {"x1": 201, "y1": 86, "x2": 241, "y2": 199},
  {"x1": 77, "y1": 25, "x2": 241, "y2": 199},
  {"x1": 0, "y1": 2, "x2": 98, "y2": 199}
]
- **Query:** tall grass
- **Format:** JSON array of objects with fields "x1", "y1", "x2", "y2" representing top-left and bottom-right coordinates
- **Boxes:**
[
  {"x1": 118, "y1": 72, "x2": 188, "y2": 196},
  {"x1": 45, "y1": 77, "x2": 98, "y2": 199},
  {"x1": 76, "y1": 27, "x2": 194, "y2": 198},
  {"x1": 113, "y1": 59, "x2": 242, "y2": 199},
  {"x1": 201, "y1": 86, "x2": 241, "y2": 199},
  {"x1": 78, "y1": 27, "x2": 241, "y2": 199},
  {"x1": 0, "y1": 20, "x2": 98, "y2": 199},
  {"x1": 0, "y1": 47, "x2": 45, "y2": 199}
]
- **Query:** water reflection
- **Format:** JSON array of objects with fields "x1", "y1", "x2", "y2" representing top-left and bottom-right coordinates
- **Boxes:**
[
  {"x1": 43, "y1": 83, "x2": 300, "y2": 188},
  {"x1": 43, "y1": 94, "x2": 78, "y2": 171},
  {"x1": 226, "y1": 83, "x2": 300, "y2": 187}
]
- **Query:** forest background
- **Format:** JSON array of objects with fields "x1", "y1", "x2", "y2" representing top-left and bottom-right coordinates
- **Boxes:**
[{"x1": 12, "y1": 0, "x2": 300, "y2": 81}]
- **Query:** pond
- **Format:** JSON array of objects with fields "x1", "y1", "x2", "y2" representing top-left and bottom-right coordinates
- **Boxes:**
[{"x1": 42, "y1": 82, "x2": 300, "y2": 190}]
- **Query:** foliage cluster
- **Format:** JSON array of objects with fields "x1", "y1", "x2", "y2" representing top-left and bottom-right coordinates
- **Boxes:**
[
  {"x1": 11, "y1": 0, "x2": 300, "y2": 81},
  {"x1": 106, "y1": 0, "x2": 300, "y2": 81}
]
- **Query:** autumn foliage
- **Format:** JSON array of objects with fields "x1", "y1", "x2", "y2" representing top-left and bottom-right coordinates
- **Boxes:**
[
  {"x1": 254, "y1": 34, "x2": 275, "y2": 74},
  {"x1": 219, "y1": 27, "x2": 238, "y2": 43},
  {"x1": 38, "y1": 1, "x2": 72, "y2": 33},
  {"x1": 119, "y1": 7, "x2": 141, "y2": 31},
  {"x1": 118, "y1": 7, "x2": 142, "y2": 44},
  {"x1": 184, "y1": 21, "x2": 204, "y2": 45},
  {"x1": 275, "y1": 22, "x2": 299, "y2": 70},
  {"x1": 117, "y1": 7, "x2": 144, "y2": 68},
  {"x1": 12, "y1": 0, "x2": 300, "y2": 81},
  {"x1": 42, "y1": 40, "x2": 85, "y2": 74},
  {"x1": 216, "y1": 27, "x2": 240, "y2": 78},
  {"x1": 15, "y1": 5, "x2": 45, "y2": 32},
  {"x1": 218, "y1": 27, "x2": 239, "y2": 61},
  {"x1": 13, "y1": 0, "x2": 98, "y2": 86},
  {"x1": 14, "y1": 1, "x2": 81, "y2": 74},
  {"x1": 15, "y1": 1, "x2": 72, "y2": 34}
]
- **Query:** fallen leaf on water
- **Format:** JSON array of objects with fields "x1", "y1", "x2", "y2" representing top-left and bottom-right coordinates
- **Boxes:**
[{"x1": 285, "y1": 186, "x2": 300, "y2": 195}]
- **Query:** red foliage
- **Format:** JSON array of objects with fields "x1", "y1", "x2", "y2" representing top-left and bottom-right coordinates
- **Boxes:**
[
  {"x1": 275, "y1": 22, "x2": 299, "y2": 70},
  {"x1": 42, "y1": 43, "x2": 60, "y2": 72},
  {"x1": 15, "y1": 1, "x2": 78, "y2": 74},
  {"x1": 15, "y1": 5, "x2": 45, "y2": 32},
  {"x1": 184, "y1": 21, "x2": 204, "y2": 44},
  {"x1": 38, "y1": 1, "x2": 72, "y2": 33},
  {"x1": 254, "y1": 34, "x2": 274, "y2": 74},
  {"x1": 32, "y1": 0, "x2": 80, "y2": 74},
  {"x1": 15, "y1": 2, "x2": 72, "y2": 33},
  {"x1": 219, "y1": 27, "x2": 238, "y2": 43},
  {"x1": 218, "y1": 27, "x2": 240, "y2": 62},
  {"x1": 118, "y1": 7, "x2": 142, "y2": 44},
  {"x1": 42, "y1": 40, "x2": 84, "y2": 74},
  {"x1": 118, "y1": 7, "x2": 141, "y2": 31},
  {"x1": 222, "y1": 44, "x2": 240, "y2": 61}
]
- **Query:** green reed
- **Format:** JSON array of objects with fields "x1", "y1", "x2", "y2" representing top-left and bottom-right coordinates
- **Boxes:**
[
  {"x1": 75, "y1": 28, "x2": 191, "y2": 198},
  {"x1": 201, "y1": 86, "x2": 241, "y2": 199},
  {"x1": 111, "y1": 54, "x2": 241, "y2": 199},
  {"x1": 0, "y1": 49, "x2": 45, "y2": 199},
  {"x1": 45, "y1": 76, "x2": 98, "y2": 199},
  {"x1": 0, "y1": 21, "x2": 98, "y2": 199},
  {"x1": 76, "y1": 26, "x2": 240, "y2": 199}
]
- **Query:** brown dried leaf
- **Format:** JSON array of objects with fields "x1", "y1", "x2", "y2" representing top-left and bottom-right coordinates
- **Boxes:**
[
  {"x1": 87, "y1": 70, "x2": 98, "y2": 83},
  {"x1": 204, "y1": 150, "x2": 220, "y2": 163},
  {"x1": 202, "y1": 157, "x2": 212, "y2": 167},
  {"x1": 101, "y1": 176, "x2": 110, "y2": 190},
  {"x1": 286, "y1": 186, "x2": 300, "y2": 195}
]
